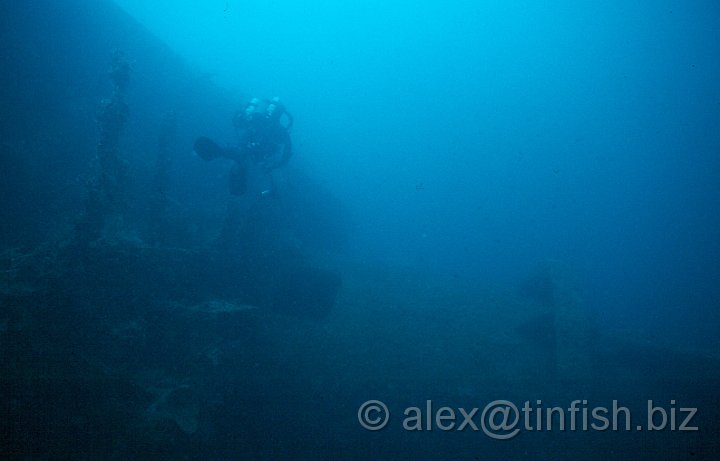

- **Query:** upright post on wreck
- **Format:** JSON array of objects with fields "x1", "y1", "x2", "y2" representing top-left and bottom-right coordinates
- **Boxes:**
[{"x1": 75, "y1": 51, "x2": 130, "y2": 244}]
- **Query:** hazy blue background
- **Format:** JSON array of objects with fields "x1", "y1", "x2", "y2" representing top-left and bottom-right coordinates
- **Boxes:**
[{"x1": 113, "y1": 0, "x2": 720, "y2": 349}]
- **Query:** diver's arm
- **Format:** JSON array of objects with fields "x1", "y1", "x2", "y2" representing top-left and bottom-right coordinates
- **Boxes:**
[
  {"x1": 262, "y1": 129, "x2": 292, "y2": 170},
  {"x1": 275, "y1": 129, "x2": 293, "y2": 168}
]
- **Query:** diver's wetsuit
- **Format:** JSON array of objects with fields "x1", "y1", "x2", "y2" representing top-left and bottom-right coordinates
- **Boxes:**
[
  {"x1": 228, "y1": 110, "x2": 292, "y2": 196},
  {"x1": 194, "y1": 100, "x2": 292, "y2": 197}
]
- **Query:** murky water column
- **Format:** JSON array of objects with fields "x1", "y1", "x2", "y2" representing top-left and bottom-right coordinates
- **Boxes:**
[{"x1": 149, "y1": 111, "x2": 177, "y2": 245}]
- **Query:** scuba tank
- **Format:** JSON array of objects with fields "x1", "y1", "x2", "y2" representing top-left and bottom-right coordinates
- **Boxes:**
[
  {"x1": 244, "y1": 97, "x2": 260, "y2": 120},
  {"x1": 234, "y1": 96, "x2": 293, "y2": 131},
  {"x1": 265, "y1": 96, "x2": 283, "y2": 121},
  {"x1": 233, "y1": 97, "x2": 260, "y2": 129},
  {"x1": 265, "y1": 96, "x2": 294, "y2": 131}
]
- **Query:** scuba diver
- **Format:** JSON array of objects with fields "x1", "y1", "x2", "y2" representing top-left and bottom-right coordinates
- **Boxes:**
[{"x1": 194, "y1": 96, "x2": 293, "y2": 197}]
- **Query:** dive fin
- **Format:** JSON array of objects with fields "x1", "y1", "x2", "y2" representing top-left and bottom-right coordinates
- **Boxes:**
[{"x1": 193, "y1": 136, "x2": 224, "y2": 161}]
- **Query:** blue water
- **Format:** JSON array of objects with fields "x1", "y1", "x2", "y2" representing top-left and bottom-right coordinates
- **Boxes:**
[
  {"x1": 114, "y1": 0, "x2": 720, "y2": 348},
  {"x1": 1, "y1": 0, "x2": 719, "y2": 459}
]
